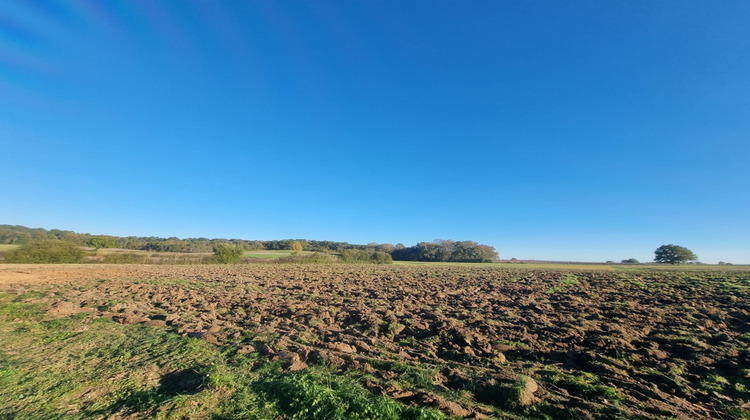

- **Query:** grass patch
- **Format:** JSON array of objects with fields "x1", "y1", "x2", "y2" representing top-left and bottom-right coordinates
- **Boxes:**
[
  {"x1": 247, "y1": 369, "x2": 445, "y2": 420},
  {"x1": 0, "y1": 292, "x2": 47, "y2": 319},
  {"x1": 545, "y1": 287, "x2": 563, "y2": 294},
  {"x1": 0, "y1": 296, "x2": 447, "y2": 419},
  {"x1": 699, "y1": 374, "x2": 730, "y2": 393},
  {"x1": 244, "y1": 250, "x2": 314, "y2": 259},
  {"x1": 560, "y1": 274, "x2": 579, "y2": 285},
  {"x1": 539, "y1": 367, "x2": 623, "y2": 403}
]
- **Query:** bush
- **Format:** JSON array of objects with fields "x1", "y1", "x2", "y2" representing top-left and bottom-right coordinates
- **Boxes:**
[
  {"x1": 6, "y1": 240, "x2": 85, "y2": 263},
  {"x1": 213, "y1": 244, "x2": 244, "y2": 264},
  {"x1": 341, "y1": 249, "x2": 393, "y2": 264}
]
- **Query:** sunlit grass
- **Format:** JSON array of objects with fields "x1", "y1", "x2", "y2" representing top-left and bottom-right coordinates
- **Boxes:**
[
  {"x1": 243, "y1": 250, "x2": 314, "y2": 259},
  {"x1": 0, "y1": 293, "x2": 445, "y2": 419}
]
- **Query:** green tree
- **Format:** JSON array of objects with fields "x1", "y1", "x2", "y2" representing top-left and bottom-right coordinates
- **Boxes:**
[
  {"x1": 6, "y1": 240, "x2": 85, "y2": 263},
  {"x1": 654, "y1": 244, "x2": 697, "y2": 264},
  {"x1": 621, "y1": 258, "x2": 639, "y2": 264},
  {"x1": 89, "y1": 236, "x2": 116, "y2": 249},
  {"x1": 340, "y1": 249, "x2": 393, "y2": 264},
  {"x1": 213, "y1": 244, "x2": 243, "y2": 264},
  {"x1": 391, "y1": 240, "x2": 498, "y2": 262}
]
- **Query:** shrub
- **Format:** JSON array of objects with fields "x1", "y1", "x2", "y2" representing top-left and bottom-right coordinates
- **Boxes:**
[
  {"x1": 341, "y1": 249, "x2": 393, "y2": 264},
  {"x1": 6, "y1": 240, "x2": 85, "y2": 263},
  {"x1": 213, "y1": 244, "x2": 243, "y2": 264},
  {"x1": 370, "y1": 251, "x2": 393, "y2": 264}
]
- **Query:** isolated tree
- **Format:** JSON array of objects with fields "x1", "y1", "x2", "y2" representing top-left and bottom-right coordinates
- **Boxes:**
[
  {"x1": 654, "y1": 244, "x2": 697, "y2": 264},
  {"x1": 621, "y1": 258, "x2": 639, "y2": 264},
  {"x1": 291, "y1": 241, "x2": 303, "y2": 256}
]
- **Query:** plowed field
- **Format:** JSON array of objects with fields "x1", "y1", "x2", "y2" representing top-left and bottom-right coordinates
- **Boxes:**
[{"x1": 1, "y1": 264, "x2": 748, "y2": 419}]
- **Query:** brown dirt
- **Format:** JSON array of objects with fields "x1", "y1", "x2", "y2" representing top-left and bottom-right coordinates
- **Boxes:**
[{"x1": 1, "y1": 263, "x2": 748, "y2": 419}]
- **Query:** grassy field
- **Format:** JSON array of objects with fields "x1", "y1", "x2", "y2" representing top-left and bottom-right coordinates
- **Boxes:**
[
  {"x1": 0, "y1": 244, "x2": 19, "y2": 252},
  {"x1": 1, "y1": 263, "x2": 748, "y2": 419},
  {"x1": 243, "y1": 250, "x2": 314, "y2": 259}
]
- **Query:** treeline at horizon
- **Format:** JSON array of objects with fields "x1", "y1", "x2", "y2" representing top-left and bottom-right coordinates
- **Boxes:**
[{"x1": 0, "y1": 225, "x2": 499, "y2": 263}]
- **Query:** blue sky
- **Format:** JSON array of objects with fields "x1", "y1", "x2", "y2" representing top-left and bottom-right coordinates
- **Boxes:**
[{"x1": 2, "y1": 1, "x2": 749, "y2": 263}]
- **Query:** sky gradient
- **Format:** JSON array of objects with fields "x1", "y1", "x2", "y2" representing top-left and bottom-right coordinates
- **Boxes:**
[{"x1": 2, "y1": 1, "x2": 749, "y2": 263}]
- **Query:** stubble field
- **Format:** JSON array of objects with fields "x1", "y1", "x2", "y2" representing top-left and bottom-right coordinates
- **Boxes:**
[{"x1": 0, "y1": 263, "x2": 748, "y2": 419}]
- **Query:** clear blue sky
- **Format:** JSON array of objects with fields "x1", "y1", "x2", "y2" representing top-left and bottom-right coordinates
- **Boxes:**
[{"x1": 2, "y1": 1, "x2": 749, "y2": 263}]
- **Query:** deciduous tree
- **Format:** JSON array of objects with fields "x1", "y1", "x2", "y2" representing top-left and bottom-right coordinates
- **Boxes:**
[{"x1": 654, "y1": 244, "x2": 697, "y2": 264}]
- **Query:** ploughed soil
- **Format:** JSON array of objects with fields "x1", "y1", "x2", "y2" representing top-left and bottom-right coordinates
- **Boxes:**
[{"x1": 1, "y1": 264, "x2": 748, "y2": 419}]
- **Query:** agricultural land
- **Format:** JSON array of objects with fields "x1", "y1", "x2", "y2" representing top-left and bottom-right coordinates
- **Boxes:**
[{"x1": 0, "y1": 263, "x2": 748, "y2": 419}]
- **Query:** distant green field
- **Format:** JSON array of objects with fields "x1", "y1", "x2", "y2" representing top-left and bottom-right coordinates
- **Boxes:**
[{"x1": 0, "y1": 244, "x2": 19, "y2": 252}]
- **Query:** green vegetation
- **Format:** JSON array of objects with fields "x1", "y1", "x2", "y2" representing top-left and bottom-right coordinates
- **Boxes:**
[
  {"x1": 341, "y1": 249, "x2": 393, "y2": 264},
  {"x1": 654, "y1": 244, "x2": 698, "y2": 264},
  {"x1": 0, "y1": 225, "x2": 384, "y2": 255},
  {"x1": 277, "y1": 252, "x2": 338, "y2": 264},
  {"x1": 244, "y1": 250, "x2": 299, "y2": 259},
  {"x1": 248, "y1": 370, "x2": 443, "y2": 420},
  {"x1": 539, "y1": 367, "x2": 623, "y2": 403},
  {"x1": 391, "y1": 240, "x2": 498, "y2": 262},
  {"x1": 0, "y1": 292, "x2": 445, "y2": 419},
  {"x1": 0, "y1": 244, "x2": 18, "y2": 262},
  {"x1": 621, "y1": 258, "x2": 639, "y2": 264},
  {"x1": 89, "y1": 235, "x2": 117, "y2": 249},
  {"x1": 213, "y1": 244, "x2": 244, "y2": 264},
  {"x1": 5, "y1": 240, "x2": 85, "y2": 263},
  {"x1": 560, "y1": 274, "x2": 580, "y2": 285}
]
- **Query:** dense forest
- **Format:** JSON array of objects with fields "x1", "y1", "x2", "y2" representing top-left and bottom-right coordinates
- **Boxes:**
[{"x1": 0, "y1": 225, "x2": 499, "y2": 263}]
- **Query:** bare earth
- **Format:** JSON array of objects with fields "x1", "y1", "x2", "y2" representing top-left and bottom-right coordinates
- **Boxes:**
[{"x1": 1, "y1": 263, "x2": 748, "y2": 419}]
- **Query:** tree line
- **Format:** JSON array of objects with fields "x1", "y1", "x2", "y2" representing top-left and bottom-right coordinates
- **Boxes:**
[
  {"x1": 391, "y1": 240, "x2": 499, "y2": 263},
  {"x1": 0, "y1": 225, "x2": 378, "y2": 254},
  {"x1": 0, "y1": 225, "x2": 499, "y2": 263}
]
